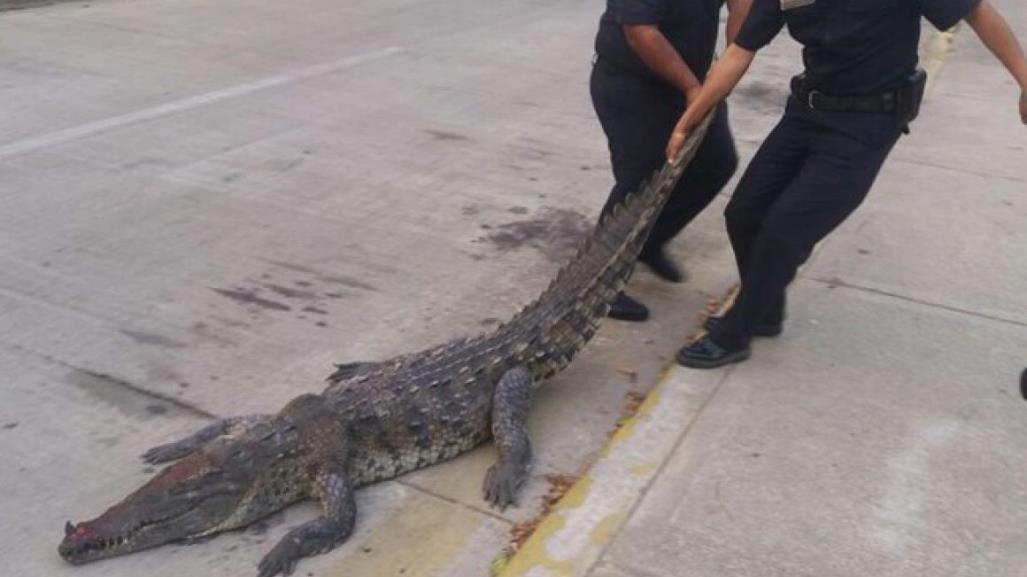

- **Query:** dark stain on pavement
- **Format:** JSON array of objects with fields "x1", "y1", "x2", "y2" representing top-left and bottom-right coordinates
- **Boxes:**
[
  {"x1": 424, "y1": 129, "x2": 472, "y2": 142},
  {"x1": 121, "y1": 330, "x2": 189, "y2": 349},
  {"x1": 212, "y1": 288, "x2": 293, "y2": 312},
  {"x1": 66, "y1": 369, "x2": 181, "y2": 420},
  {"x1": 319, "y1": 275, "x2": 377, "y2": 292},
  {"x1": 2, "y1": 422, "x2": 17, "y2": 430},
  {"x1": 264, "y1": 157, "x2": 304, "y2": 173},
  {"x1": 260, "y1": 283, "x2": 321, "y2": 300},
  {"x1": 479, "y1": 207, "x2": 591, "y2": 263},
  {"x1": 262, "y1": 260, "x2": 379, "y2": 292}
]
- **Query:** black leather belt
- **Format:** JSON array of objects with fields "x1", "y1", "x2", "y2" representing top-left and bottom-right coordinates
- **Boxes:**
[{"x1": 790, "y1": 75, "x2": 897, "y2": 113}]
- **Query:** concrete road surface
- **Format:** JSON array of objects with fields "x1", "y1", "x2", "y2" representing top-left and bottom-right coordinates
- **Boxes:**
[{"x1": 0, "y1": 0, "x2": 754, "y2": 576}]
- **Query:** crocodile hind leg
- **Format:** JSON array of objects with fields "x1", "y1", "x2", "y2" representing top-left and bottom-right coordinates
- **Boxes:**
[
  {"x1": 257, "y1": 463, "x2": 356, "y2": 577},
  {"x1": 141, "y1": 415, "x2": 268, "y2": 464},
  {"x1": 483, "y1": 366, "x2": 533, "y2": 510}
]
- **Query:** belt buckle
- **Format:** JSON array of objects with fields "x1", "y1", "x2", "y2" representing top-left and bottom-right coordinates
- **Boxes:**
[{"x1": 807, "y1": 90, "x2": 821, "y2": 109}]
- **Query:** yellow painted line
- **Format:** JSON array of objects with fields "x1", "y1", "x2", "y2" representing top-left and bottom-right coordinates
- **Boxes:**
[
  {"x1": 498, "y1": 477, "x2": 594, "y2": 577},
  {"x1": 498, "y1": 282, "x2": 742, "y2": 576},
  {"x1": 495, "y1": 281, "x2": 741, "y2": 577},
  {"x1": 500, "y1": 38, "x2": 966, "y2": 577}
]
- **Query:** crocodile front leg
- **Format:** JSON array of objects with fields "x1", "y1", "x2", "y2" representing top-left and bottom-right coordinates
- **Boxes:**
[
  {"x1": 483, "y1": 366, "x2": 533, "y2": 510},
  {"x1": 257, "y1": 463, "x2": 356, "y2": 577},
  {"x1": 141, "y1": 415, "x2": 268, "y2": 464}
]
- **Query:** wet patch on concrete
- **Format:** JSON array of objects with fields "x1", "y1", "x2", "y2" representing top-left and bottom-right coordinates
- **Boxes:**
[
  {"x1": 121, "y1": 329, "x2": 189, "y2": 349},
  {"x1": 319, "y1": 274, "x2": 377, "y2": 292},
  {"x1": 477, "y1": 207, "x2": 592, "y2": 263},
  {"x1": 212, "y1": 288, "x2": 293, "y2": 312},
  {"x1": 262, "y1": 260, "x2": 379, "y2": 292},
  {"x1": 66, "y1": 368, "x2": 209, "y2": 420},
  {"x1": 191, "y1": 321, "x2": 238, "y2": 347},
  {"x1": 424, "y1": 129, "x2": 472, "y2": 142},
  {"x1": 121, "y1": 157, "x2": 174, "y2": 171},
  {"x1": 213, "y1": 259, "x2": 378, "y2": 329},
  {"x1": 261, "y1": 283, "x2": 321, "y2": 300},
  {"x1": 264, "y1": 157, "x2": 305, "y2": 173}
]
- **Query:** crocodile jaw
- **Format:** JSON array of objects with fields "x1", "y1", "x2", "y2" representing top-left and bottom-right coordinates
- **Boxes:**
[{"x1": 58, "y1": 451, "x2": 248, "y2": 563}]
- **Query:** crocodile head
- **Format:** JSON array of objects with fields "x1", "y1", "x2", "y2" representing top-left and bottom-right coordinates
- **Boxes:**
[{"x1": 58, "y1": 448, "x2": 257, "y2": 563}]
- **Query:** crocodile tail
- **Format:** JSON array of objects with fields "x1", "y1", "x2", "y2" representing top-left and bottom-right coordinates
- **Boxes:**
[{"x1": 500, "y1": 111, "x2": 716, "y2": 377}]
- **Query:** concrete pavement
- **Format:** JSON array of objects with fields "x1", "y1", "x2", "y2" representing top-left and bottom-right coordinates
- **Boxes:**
[
  {"x1": 2, "y1": 1, "x2": 1024, "y2": 577},
  {"x1": 0, "y1": 1, "x2": 740, "y2": 576},
  {"x1": 501, "y1": 3, "x2": 1027, "y2": 577}
]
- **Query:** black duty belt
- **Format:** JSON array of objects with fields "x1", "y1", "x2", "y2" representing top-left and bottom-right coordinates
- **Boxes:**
[{"x1": 790, "y1": 75, "x2": 897, "y2": 113}]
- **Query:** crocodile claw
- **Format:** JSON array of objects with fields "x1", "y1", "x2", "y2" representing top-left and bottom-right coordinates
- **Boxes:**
[
  {"x1": 257, "y1": 538, "x2": 302, "y2": 577},
  {"x1": 483, "y1": 462, "x2": 528, "y2": 511},
  {"x1": 140, "y1": 442, "x2": 194, "y2": 465}
]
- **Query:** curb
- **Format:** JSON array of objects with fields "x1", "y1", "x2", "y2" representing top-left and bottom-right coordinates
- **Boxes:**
[
  {"x1": 495, "y1": 25, "x2": 963, "y2": 577},
  {"x1": 496, "y1": 291, "x2": 737, "y2": 577},
  {"x1": 496, "y1": 369, "x2": 712, "y2": 577}
]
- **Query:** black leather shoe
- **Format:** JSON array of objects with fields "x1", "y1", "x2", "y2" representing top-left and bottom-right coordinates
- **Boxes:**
[
  {"x1": 676, "y1": 336, "x2": 750, "y2": 369},
  {"x1": 639, "y1": 249, "x2": 685, "y2": 283},
  {"x1": 703, "y1": 315, "x2": 783, "y2": 338},
  {"x1": 608, "y1": 292, "x2": 650, "y2": 322}
]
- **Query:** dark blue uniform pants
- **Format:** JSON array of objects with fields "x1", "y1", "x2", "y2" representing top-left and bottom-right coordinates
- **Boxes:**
[
  {"x1": 590, "y1": 61, "x2": 738, "y2": 258},
  {"x1": 713, "y1": 98, "x2": 903, "y2": 349}
]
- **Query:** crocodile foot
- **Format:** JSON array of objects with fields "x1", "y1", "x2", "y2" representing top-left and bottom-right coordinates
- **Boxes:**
[
  {"x1": 257, "y1": 538, "x2": 304, "y2": 577},
  {"x1": 483, "y1": 461, "x2": 529, "y2": 511},
  {"x1": 141, "y1": 440, "x2": 197, "y2": 465}
]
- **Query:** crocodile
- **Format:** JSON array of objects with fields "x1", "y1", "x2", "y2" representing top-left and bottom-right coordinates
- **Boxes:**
[{"x1": 57, "y1": 113, "x2": 713, "y2": 577}]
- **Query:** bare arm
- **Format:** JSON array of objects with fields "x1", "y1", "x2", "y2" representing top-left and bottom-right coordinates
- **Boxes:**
[
  {"x1": 666, "y1": 43, "x2": 755, "y2": 161},
  {"x1": 965, "y1": 0, "x2": 1027, "y2": 123},
  {"x1": 725, "y1": 0, "x2": 753, "y2": 47},
  {"x1": 623, "y1": 24, "x2": 703, "y2": 102}
]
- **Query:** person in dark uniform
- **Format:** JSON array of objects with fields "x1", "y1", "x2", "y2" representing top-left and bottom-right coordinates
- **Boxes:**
[
  {"x1": 592, "y1": 0, "x2": 752, "y2": 322},
  {"x1": 666, "y1": 0, "x2": 1027, "y2": 367}
]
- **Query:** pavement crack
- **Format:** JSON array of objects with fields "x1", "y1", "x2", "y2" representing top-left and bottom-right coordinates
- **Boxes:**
[
  {"x1": 891, "y1": 156, "x2": 1027, "y2": 184},
  {"x1": 395, "y1": 479, "x2": 513, "y2": 525},
  {"x1": 806, "y1": 276, "x2": 1027, "y2": 328}
]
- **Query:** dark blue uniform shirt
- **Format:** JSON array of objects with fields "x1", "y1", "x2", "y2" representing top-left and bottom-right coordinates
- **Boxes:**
[
  {"x1": 595, "y1": 0, "x2": 726, "y2": 82},
  {"x1": 736, "y1": 0, "x2": 981, "y2": 95}
]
